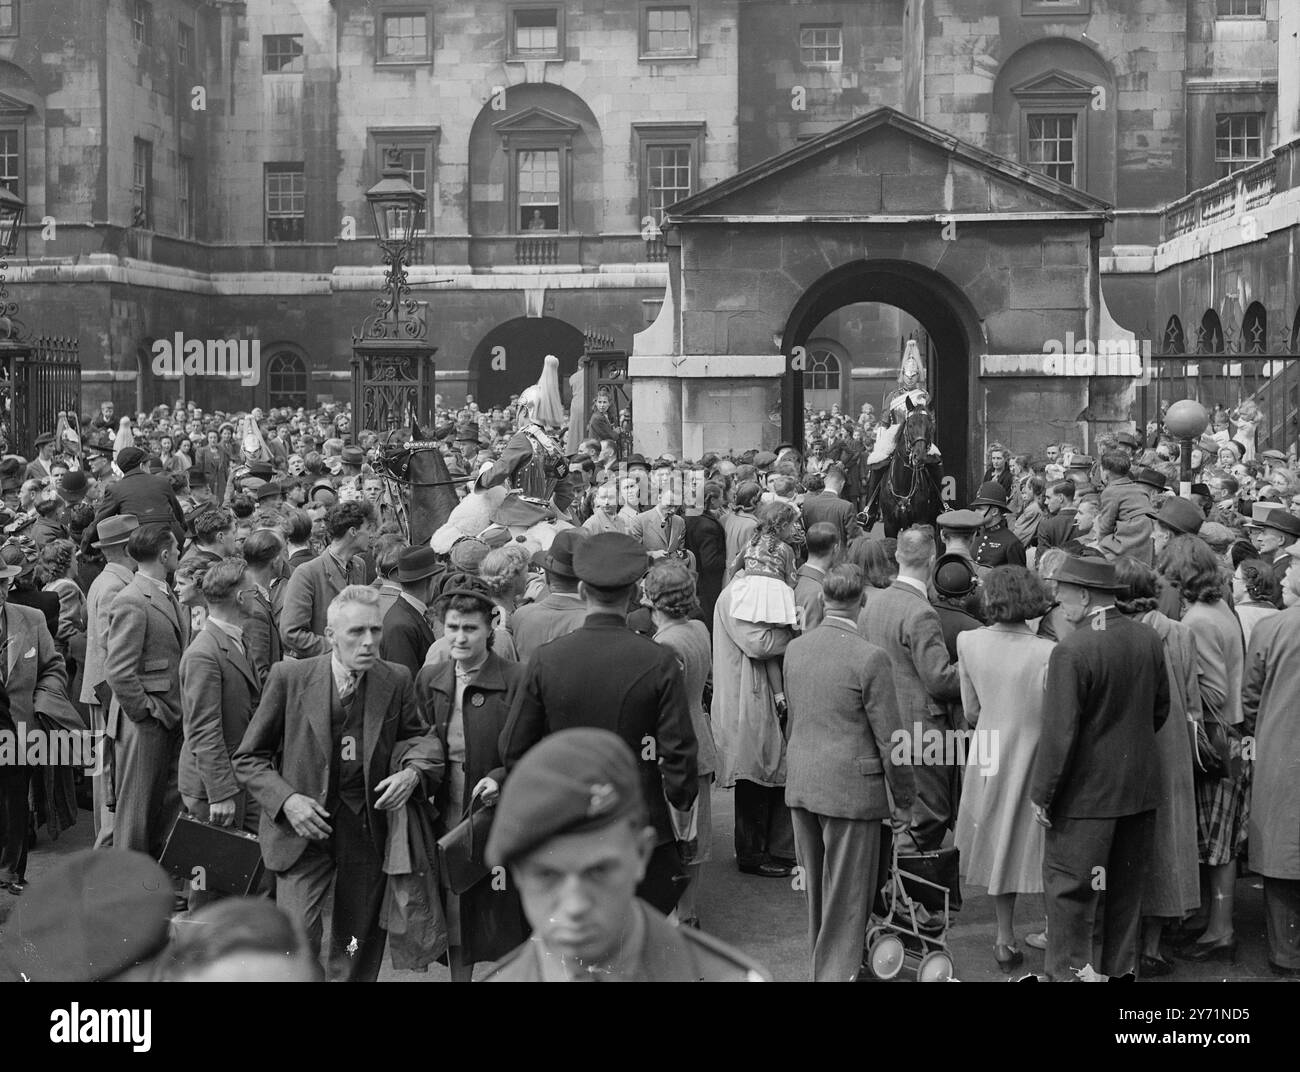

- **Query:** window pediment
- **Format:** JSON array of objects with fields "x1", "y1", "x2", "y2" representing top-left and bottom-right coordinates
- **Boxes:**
[
  {"x1": 492, "y1": 106, "x2": 581, "y2": 144},
  {"x1": 1011, "y1": 69, "x2": 1096, "y2": 102},
  {"x1": 0, "y1": 92, "x2": 33, "y2": 118}
]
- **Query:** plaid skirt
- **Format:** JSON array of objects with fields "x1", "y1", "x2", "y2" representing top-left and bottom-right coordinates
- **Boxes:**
[{"x1": 1195, "y1": 760, "x2": 1251, "y2": 867}]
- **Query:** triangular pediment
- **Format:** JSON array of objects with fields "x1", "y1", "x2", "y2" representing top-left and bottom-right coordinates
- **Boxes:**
[
  {"x1": 0, "y1": 92, "x2": 33, "y2": 116},
  {"x1": 667, "y1": 107, "x2": 1111, "y2": 220},
  {"x1": 1011, "y1": 69, "x2": 1097, "y2": 99},
  {"x1": 492, "y1": 106, "x2": 581, "y2": 137}
]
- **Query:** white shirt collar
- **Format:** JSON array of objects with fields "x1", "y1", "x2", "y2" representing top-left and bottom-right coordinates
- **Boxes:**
[{"x1": 896, "y1": 575, "x2": 929, "y2": 598}]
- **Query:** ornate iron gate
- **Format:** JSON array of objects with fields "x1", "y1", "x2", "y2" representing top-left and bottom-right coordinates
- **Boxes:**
[
  {"x1": 1138, "y1": 309, "x2": 1300, "y2": 456},
  {"x1": 580, "y1": 328, "x2": 631, "y2": 459},
  {"x1": 0, "y1": 334, "x2": 81, "y2": 457}
]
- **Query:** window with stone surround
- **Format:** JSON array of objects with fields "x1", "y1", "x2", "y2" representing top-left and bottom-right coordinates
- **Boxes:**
[
  {"x1": 634, "y1": 123, "x2": 704, "y2": 234},
  {"x1": 1021, "y1": 0, "x2": 1090, "y2": 14},
  {"x1": 0, "y1": 128, "x2": 21, "y2": 195},
  {"x1": 509, "y1": 4, "x2": 563, "y2": 60},
  {"x1": 639, "y1": 3, "x2": 696, "y2": 60},
  {"x1": 178, "y1": 22, "x2": 194, "y2": 67},
  {"x1": 494, "y1": 107, "x2": 580, "y2": 234},
  {"x1": 378, "y1": 10, "x2": 431, "y2": 63},
  {"x1": 265, "y1": 164, "x2": 305, "y2": 243},
  {"x1": 1026, "y1": 113, "x2": 1077, "y2": 186},
  {"x1": 517, "y1": 150, "x2": 560, "y2": 232},
  {"x1": 0, "y1": 1, "x2": 18, "y2": 37},
  {"x1": 132, "y1": 138, "x2": 153, "y2": 228},
  {"x1": 267, "y1": 351, "x2": 309, "y2": 408},
  {"x1": 1216, "y1": 0, "x2": 1263, "y2": 17},
  {"x1": 799, "y1": 25, "x2": 842, "y2": 67},
  {"x1": 1215, "y1": 113, "x2": 1264, "y2": 177},
  {"x1": 132, "y1": 1, "x2": 152, "y2": 46},
  {"x1": 804, "y1": 344, "x2": 844, "y2": 412},
  {"x1": 370, "y1": 128, "x2": 438, "y2": 236},
  {"x1": 264, "y1": 34, "x2": 304, "y2": 74}
]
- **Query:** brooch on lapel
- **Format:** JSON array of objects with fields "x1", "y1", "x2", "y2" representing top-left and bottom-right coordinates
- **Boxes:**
[{"x1": 470, "y1": 692, "x2": 485, "y2": 707}]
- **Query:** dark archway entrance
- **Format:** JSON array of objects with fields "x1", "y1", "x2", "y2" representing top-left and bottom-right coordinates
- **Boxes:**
[
  {"x1": 468, "y1": 316, "x2": 585, "y2": 408},
  {"x1": 782, "y1": 259, "x2": 982, "y2": 504}
]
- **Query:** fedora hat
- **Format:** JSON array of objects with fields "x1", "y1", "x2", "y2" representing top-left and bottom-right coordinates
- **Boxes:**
[
  {"x1": 1153, "y1": 496, "x2": 1204, "y2": 536},
  {"x1": 1253, "y1": 508, "x2": 1300, "y2": 540},
  {"x1": 532, "y1": 528, "x2": 585, "y2": 580},
  {"x1": 91, "y1": 514, "x2": 141, "y2": 549},
  {"x1": 396, "y1": 546, "x2": 444, "y2": 584},
  {"x1": 969, "y1": 481, "x2": 1011, "y2": 511},
  {"x1": 1132, "y1": 467, "x2": 1167, "y2": 491},
  {"x1": 1052, "y1": 555, "x2": 1124, "y2": 591},
  {"x1": 34, "y1": 431, "x2": 55, "y2": 449},
  {"x1": 1115, "y1": 430, "x2": 1142, "y2": 449}
]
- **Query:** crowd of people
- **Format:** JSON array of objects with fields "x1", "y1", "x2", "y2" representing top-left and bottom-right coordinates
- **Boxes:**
[{"x1": 0, "y1": 354, "x2": 1298, "y2": 984}]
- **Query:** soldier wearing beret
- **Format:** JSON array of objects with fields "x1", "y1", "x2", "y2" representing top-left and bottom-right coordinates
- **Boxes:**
[
  {"x1": 500, "y1": 532, "x2": 699, "y2": 915},
  {"x1": 483, "y1": 728, "x2": 768, "y2": 982},
  {"x1": 84, "y1": 447, "x2": 186, "y2": 554}
]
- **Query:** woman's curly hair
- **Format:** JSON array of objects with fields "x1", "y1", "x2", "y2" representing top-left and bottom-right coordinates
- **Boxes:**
[
  {"x1": 642, "y1": 560, "x2": 700, "y2": 621},
  {"x1": 1158, "y1": 533, "x2": 1227, "y2": 605},
  {"x1": 36, "y1": 539, "x2": 77, "y2": 587}
]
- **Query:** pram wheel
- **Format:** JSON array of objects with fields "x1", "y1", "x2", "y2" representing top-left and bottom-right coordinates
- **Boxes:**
[
  {"x1": 916, "y1": 950, "x2": 955, "y2": 982},
  {"x1": 867, "y1": 933, "x2": 906, "y2": 980}
]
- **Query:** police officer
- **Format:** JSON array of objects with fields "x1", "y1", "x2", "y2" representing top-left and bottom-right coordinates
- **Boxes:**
[
  {"x1": 500, "y1": 532, "x2": 698, "y2": 915},
  {"x1": 968, "y1": 482, "x2": 1026, "y2": 569},
  {"x1": 483, "y1": 728, "x2": 769, "y2": 982}
]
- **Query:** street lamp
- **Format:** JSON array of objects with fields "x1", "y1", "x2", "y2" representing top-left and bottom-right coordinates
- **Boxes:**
[
  {"x1": 1164, "y1": 398, "x2": 1209, "y2": 497},
  {"x1": 357, "y1": 150, "x2": 428, "y2": 343},
  {"x1": 352, "y1": 150, "x2": 436, "y2": 437}
]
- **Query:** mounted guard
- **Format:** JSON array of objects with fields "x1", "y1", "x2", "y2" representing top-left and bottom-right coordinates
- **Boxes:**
[
  {"x1": 431, "y1": 354, "x2": 578, "y2": 554},
  {"x1": 860, "y1": 340, "x2": 945, "y2": 536}
]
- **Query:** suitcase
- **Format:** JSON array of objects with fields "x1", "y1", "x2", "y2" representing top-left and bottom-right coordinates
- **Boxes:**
[{"x1": 160, "y1": 813, "x2": 265, "y2": 896}]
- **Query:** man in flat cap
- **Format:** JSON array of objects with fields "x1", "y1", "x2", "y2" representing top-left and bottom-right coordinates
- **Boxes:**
[
  {"x1": 500, "y1": 532, "x2": 698, "y2": 914},
  {"x1": 82, "y1": 514, "x2": 140, "y2": 847},
  {"x1": 0, "y1": 849, "x2": 174, "y2": 981},
  {"x1": 1030, "y1": 556, "x2": 1169, "y2": 980},
  {"x1": 483, "y1": 728, "x2": 767, "y2": 982},
  {"x1": 380, "y1": 546, "x2": 441, "y2": 679},
  {"x1": 85, "y1": 446, "x2": 186, "y2": 554},
  {"x1": 24, "y1": 431, "x2": 58, "y2": 483}
]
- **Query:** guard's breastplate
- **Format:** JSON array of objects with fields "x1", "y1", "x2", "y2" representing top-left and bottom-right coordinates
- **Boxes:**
[{"x1": 512, "y1": 426, "x2": 567, "y2": 500}]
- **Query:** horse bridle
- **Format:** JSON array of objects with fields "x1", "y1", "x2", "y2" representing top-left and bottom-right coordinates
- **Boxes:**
[{"x1": 376, "y1": 429, "x2": 465, "y2": 489}]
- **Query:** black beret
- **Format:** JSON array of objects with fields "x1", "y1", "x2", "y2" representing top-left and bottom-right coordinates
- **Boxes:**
[
  {"x1": 485, "y1": 729, "x2": 646, "y2": 868},
  {"x1": 571, "y1": 532, "x2": 648, "y2": 588},
  {"x1": 0, "y1": 850, "x2": 173, "y2": 981}
]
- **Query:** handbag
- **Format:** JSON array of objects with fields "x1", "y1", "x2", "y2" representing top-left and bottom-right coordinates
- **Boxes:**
[
  {"x1": 1192, "y1": 707, "x2": 1240, "y2": 783},
  {"x1": 436, "y1": 790, "x2": 496, "y2": 896}
]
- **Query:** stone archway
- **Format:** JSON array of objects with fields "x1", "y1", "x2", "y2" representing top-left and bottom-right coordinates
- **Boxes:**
[
  {"x1": 781, "y1": 260, "x2": 983, "y2": 500},
  {"x1": 468, "y1": 316, "x2": 585, "y2": 408}
]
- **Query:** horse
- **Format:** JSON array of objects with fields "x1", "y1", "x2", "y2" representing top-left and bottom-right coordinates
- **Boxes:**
[
  {"x1": 374, "y1": 420, "x2": 462, "y2": 547},
  {"x1": 861, "y1": 403, "x2": 944, "y2": 538}
]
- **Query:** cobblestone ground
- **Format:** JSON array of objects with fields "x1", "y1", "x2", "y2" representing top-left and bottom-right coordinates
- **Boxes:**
[{"x1": 3, "y1": 790, "x2": 1285, "y2": 984}]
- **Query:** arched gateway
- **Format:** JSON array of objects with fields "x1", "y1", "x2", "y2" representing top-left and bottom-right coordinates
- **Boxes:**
[{"x1": 630, "y1": 107, "x2": 1116, "y2": 504}]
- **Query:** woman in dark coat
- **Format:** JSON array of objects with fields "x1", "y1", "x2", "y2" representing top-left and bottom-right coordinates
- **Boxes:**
[
  {"x1": 684, "y1": 480, "x2": 728, "y2": 630},
  {"x1": 415, "y1": 575, "x2": 527, "y2": 981}
]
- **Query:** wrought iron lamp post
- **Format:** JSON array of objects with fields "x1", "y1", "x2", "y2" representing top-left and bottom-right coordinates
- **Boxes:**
[
  {"x1": 351, "y1": 151, "x2": 436, "y2": 433},
  {"x1": 1164, "y1": 398, "x2": 1210, "y2": 497}
]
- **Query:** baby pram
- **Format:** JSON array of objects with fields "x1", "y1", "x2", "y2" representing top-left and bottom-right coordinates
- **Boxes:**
[{"x1": 863, "y1": 833, "x2": 958, "y2": 982}]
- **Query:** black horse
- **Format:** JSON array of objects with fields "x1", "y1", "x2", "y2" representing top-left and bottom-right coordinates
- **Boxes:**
[
  {"x1": 861, "y1": 403, "x2": 944, "y2": 538},
  {"x1": 374, "y1": 418, "x2": 462, "y2": 547}
]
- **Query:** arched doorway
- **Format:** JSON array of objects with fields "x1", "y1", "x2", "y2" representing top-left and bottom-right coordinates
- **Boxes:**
[
  {"x1": 782, "y1": 260, "x2": 982, "y2": 502},
  {"x1": 468, "y1": 316, "x2": 585, "y2": 408}
]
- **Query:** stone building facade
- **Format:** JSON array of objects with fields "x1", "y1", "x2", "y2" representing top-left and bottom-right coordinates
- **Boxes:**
[{"x1": 0, "y1": 0, "x2": 1294, "y2": 480}]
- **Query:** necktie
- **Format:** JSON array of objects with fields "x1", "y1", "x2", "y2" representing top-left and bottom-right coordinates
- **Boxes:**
[{"x1": 339, "y1": 669, "x2": 358, "y2": 700}]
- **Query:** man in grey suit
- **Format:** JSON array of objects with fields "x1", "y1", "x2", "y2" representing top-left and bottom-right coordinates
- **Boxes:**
[
  {"x1": 279, "y1": 500, "x2": 374, "y2": 658},
  {"x1": 857, "y1": 526, "x2": 960, "y2": 851},
  {"x1": 785, "y1": 564, "x2": 915, "y2": 981},
  {"x1": 81, "y1": 515, "x2": 139, "y2": 848},
  {"x1": 510, "y1": 529, "x2": 589, "y2": 662},
  {"x1": 104, "y1": 523, "x2": 189, "y2": 860},
  {"x1": 234, "y1": 585, "x2": 443, "y2": 982},
  {"x1": 0, "y1": 559, "x2": 79, "y2": 894},
  {"x1": 794, "y1": 522, "x2": 839, "y2": 632}
]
